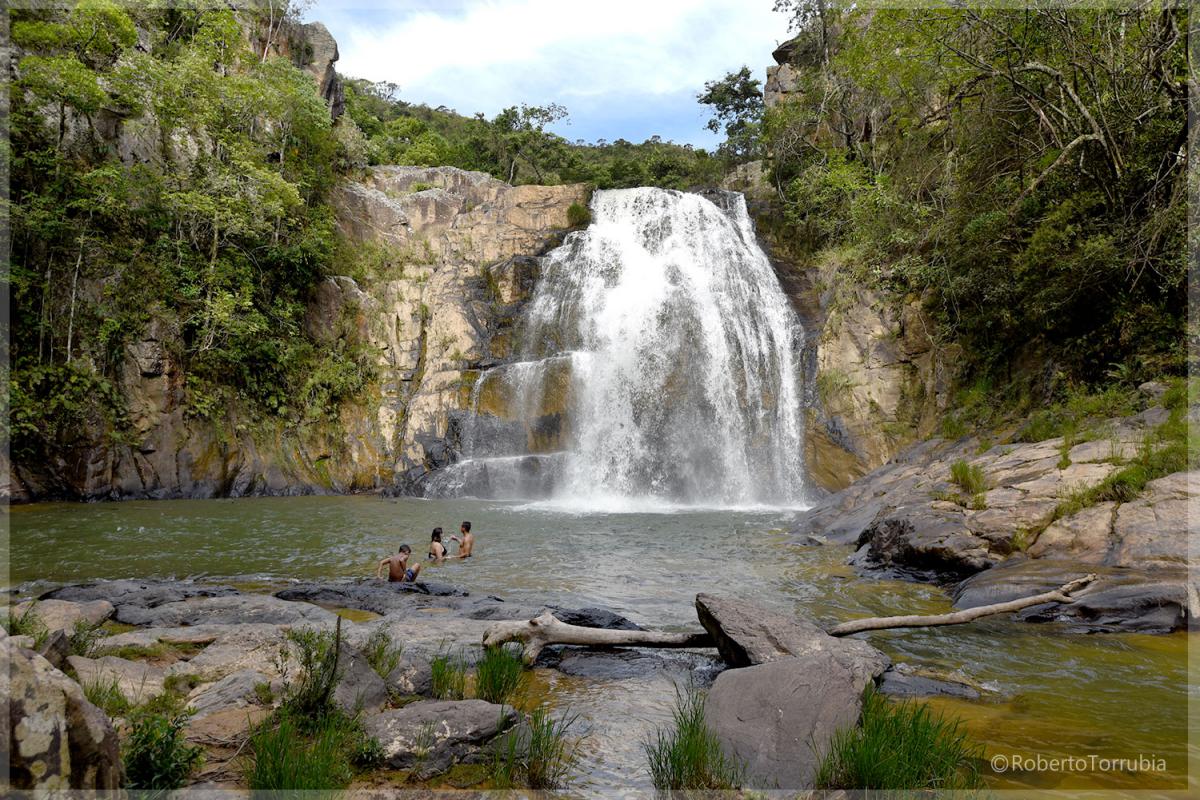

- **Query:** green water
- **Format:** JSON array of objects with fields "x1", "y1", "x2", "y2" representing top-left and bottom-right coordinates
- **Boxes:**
[{"x1": 4, "y1": 495, "x2": 1192, "y2": 792}]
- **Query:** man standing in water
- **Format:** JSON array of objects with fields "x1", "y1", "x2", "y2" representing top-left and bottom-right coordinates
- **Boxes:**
[
  {"x1": 450, "y1": 521, "x2": 475, "y2": 559},
  {"x1": 376, "y1": 544, "x2": 421, "y2": 582}
]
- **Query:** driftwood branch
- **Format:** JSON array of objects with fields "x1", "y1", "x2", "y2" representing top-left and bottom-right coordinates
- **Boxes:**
[
  {"x1": 827, "y1": 574, "x2": 1097, "y2": 637},
  {"x1": 482, "y1": 612, "x2": 714, "y2": 665}
]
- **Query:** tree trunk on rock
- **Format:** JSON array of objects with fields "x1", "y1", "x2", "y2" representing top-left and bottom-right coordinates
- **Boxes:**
[{"x1": 481, "y1": 612, "x2": 713, "y2": 665}]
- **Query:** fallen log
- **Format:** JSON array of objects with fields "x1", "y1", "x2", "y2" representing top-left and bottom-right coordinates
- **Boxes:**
[
  {"x1": 482, "y1": 575, "x2": 1097, "y2": 663},
  {"x1": 481, "y1": 611, "x2": 714, "y2": 665},
  {"x1": 827, "y1": 573, "x2": 1098, "y2": 636}
]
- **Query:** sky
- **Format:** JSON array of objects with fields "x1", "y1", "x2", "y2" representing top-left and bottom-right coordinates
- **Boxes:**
[{"x1": 304, "y1": 0, "x2": 792, "y2": 148}]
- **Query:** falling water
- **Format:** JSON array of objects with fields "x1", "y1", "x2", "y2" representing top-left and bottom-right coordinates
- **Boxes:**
[{"x1": 425, "y1": 188, "x2": 809, "y2": 509}]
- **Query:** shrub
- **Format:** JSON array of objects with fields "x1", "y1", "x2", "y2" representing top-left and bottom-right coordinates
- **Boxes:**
[
  {"x1": 948, "y1": 460, "x2": 987, "y2": 495},
  {"x1": 123, "y1": 709, "x2": 205, "y2": 790},
  {"x1": 493, "y1": 706, "x2": 580, "y2": 790},
  {"x1": 815, "y1": 687, "x2": 982, "y2": 790},
  {"x1": 430, "y1": 651, "x2": 468, "y2": 700},
  {"x1": 474, "y1": 645, "x2": 524, "y2": 705},
  {"x1": 643, "y1": 685, "x2": 742, "y2": 791},
  {"x1": 567, "y1": 201, "x2": 591, "y2": 227},
  {"x1": 276, "y1": 620, "x2": 344, "y2": 718},
  {"x1": 361, "y1": 628, "x2": 403, "y2": 681}
]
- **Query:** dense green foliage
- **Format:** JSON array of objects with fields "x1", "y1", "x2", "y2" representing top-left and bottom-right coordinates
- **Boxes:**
[
  {"x1": 341, "y1": 78, "x2": 726, "y2": 190},
  {"x1": 123, "y1": 708, "x2": 205, "y2": 791},
  {"x1": 815, "y1": 687, "x2": 982, "y2": 791},
  {"x1": 760, "y1": 4, "x2": 1187, "y2": 392},
  {"x1": 698, "y1": 66, "x2": 764, "y2": 160},
  {"x1": 8, "y1": 0, "x2": 372, "y2": 467},
  {"x1": 643, "y1": 685, "x2": 743, "y2": 791}
]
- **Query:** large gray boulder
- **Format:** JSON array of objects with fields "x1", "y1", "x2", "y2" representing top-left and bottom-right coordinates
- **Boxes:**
[
  {"x1": 364, "y1": 699, "x2": 516, "y2": 777},
  {"x1": 695, "y1": 594, "x2": 889, "y2": 680},
  {"x1": 6, "y1": 641, "x2": 122, "y2": 789},
  {"x1": 704, "y1": 652, "x2": 876, "y2": 789},
  {"x1": 385, "y1": 655, "x2": 433, "y2": 697},
  {"x1": 332, "y1": 641, "x2": 389, "y2": 714}
]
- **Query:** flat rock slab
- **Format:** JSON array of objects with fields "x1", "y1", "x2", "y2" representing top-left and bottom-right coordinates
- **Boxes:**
[
  {"x1": 43, "y1": 580, "x2": 239, "y2": 612},
  {"x1": 188, "y1": 669, "x2": 271, "y2": 719},
  {"x1": 165, "y1": 624, "x2": 292, "y2": 682},
  {"x1": 8, "y1": 599, "x2": 114, "y2": 633},
  {"x1": 705, "y1": 652, "x2": 874, "y2": 789},
  {"x1": 365, "y1": 699, "x2": 516, "y2": 776},
  {"x1": 274, "y1": 579, "x2": 467, "y2": 615},
  {"x1": 67, "y1": 654, "x2": 166, "y2": 705},
  {"x1": 952, "y1": 558, "x2": 1190, "y2": 633},
  {"x1": 695, "y1": 594, "x2": 889, "y2": 681},
  {"x1": 115, "y1": 594, "x2": 338, "y2": 628},
  {"x1": 878, "y1": 668, "x2": 980, "y2": 700}
]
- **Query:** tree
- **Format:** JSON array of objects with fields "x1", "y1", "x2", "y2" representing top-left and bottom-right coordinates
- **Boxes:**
[{"x1": 698, "y1": 67, "x2": 764, "y2": 161}]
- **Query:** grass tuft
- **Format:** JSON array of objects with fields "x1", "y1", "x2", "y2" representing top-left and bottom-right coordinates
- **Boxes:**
[
  {"x1": 83, "y1": 675, "x2": 132, "y2": 718},
  {"x1": 430, "y1": 650, "x2": 468, "y2": 700},
  {"x1": 815, "y1": 686, "x2": 982, "y2": 790},
  {"x1": 361, "y1": 628, "x2": 404, "y2": 681},
  {"x1": 3, "y1": 603, "x2": 50, "y2": 649},
  {"x1": 474, "y1": 645, "x2": 525, "y2": 705},
  {"x1": 493, "y1": 706, "x2": 580, "y2": 790},
  {"x1": 948, "y1": 460, "x2": 987, "y2": 495},
  {"x1": 643, "y1": 684, "x2": 742, "y2": 791}
]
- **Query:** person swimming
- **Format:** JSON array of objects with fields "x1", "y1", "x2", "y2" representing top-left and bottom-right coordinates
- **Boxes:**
[
  {"x1": 450, "y1": 520, "x2": 474, "y2": 558},
  {"x1": 428, "y1": 527, "x2": 448, "y2": 562},
  {"x1": 376, "y1": 544, "x2": 421, "y2": 583}
]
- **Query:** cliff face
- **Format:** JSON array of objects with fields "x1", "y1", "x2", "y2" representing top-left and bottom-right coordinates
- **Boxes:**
[{"x1": 8, "y1": 166, "x2": 583, "y2": 502}]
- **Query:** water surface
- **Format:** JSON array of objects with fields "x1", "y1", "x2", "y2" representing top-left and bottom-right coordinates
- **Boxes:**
[{"x1": 5, "y1": 495, "x2": 1190, "y2": 792}]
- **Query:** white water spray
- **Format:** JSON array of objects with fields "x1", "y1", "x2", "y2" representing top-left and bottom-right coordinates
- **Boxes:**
[{"x1": 426, "y1": 188, "x2": 809, "y2": 509}]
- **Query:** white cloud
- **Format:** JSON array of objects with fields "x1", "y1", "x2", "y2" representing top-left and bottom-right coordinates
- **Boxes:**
[{"x1": 307, "y1": 0, "x2": 788, "y2": 145}]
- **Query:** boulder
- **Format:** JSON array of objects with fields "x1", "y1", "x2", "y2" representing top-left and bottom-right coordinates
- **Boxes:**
[
  {"x1": 851, "y1": 506, "x2": 997, "y2": 580},
  {"x1": 547, "y1": 605, "x2": 643, "y2": 631},
  {"x1": 704, "y1": 652, "x2": 874, "y2": 789},
  {"x1": 37, "y1": 629, "x2": 71, "y2": 671},
  {"x1": 7, "y1": 599, "x2": 114, "y2": 633},
  {"x1": 385, "y1": 655, "x2": 433, "y2": 697},
  {"x1": 187, "y1": 670, "x2": 271, "y2": 719},
  {"x1": 66, "y1": 655, "x2": 166, "y2": 705},
  {"x1": 6, "y1": 641, "x2": 122, "y2": 789},
  {"x1": 332, "y1": 641, "x2": 389, "y2": 714},
  {"x1": 952, "y1": 559, "x2": 1189, "y2": 633},
  {"x1": 364, "y1": 699, "x2": 517, "y2": 777},
  {"x1": 273, "y1": 579, "x2": 467, "y2": 615},
  {"x1": 695, "y1": 594, "x2": 889, "y2": 680}
]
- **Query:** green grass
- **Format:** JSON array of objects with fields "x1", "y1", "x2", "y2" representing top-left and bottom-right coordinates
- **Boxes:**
[
  {"x1": 247, "y1": 712, "x2": 357, "y2": 791},
  {"x1": 948, "y1": 460, "x2": 987, "y2": 495},
  {"x1": 83, "y1": 675, "x2": 133, "y2": 718},
  {"x1": 68, "y1": 619, "x2": 107, "y2": 659},
  {"x1": 474, "y1": 645, "x2": 525, "y2": 705},
  {"x1": 643, "y1": 685, "x2": 742, "y2": 791},
  {"x1": 815, "y1": 687, "x2": 982, "y2": 790},
  {"x1": 816, "y1": 368, "x2": 857, "y2": 408},
  {"x1": 493, "y1": 706, "x2": 580, "y2": 790},
  {"x1": 361, "y1": 628, "x2": 404, "y2": 681},
  {"x1": 3, "y1": 603, "x2": 49, "y2": 649},
  {"x1": 430, "y1": 651, "x2": 468, "y2": 700},
  {"x1": 123, "y1": 708, "x2": 205, "y2": 791}
]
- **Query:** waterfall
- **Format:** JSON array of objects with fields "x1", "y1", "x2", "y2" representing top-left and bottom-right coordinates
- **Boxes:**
[{"x1": 425, "y1": 187, "x2": 809, "y2": 510}]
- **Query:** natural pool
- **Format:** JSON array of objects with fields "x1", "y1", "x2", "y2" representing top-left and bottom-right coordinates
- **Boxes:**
[{"x1": 5, "y1": 495, "x2": 1191, "y2": 792}]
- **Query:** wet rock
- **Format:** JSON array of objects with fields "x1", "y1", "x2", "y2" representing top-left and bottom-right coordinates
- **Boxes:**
[
  {"x1": 878, "y1": 667, "x2": 980, "y2": 700},
  {"x1": 6, "y1": 640, "x2": 123, "y2": 789},
  {"x1": 537, "y1": 648, "x2": 669, "y2": 680},
  {"x1": 43, "y1": 580, "x2": 240, "y2": 617},
  {"x1": 7, "y1": 599, "x2": 114, "y2": 633},
  {"x1": 547, "y1": 605, "x2": 643, "y2": 631},
  {"x1": 273, "y1": 579, "x2": 467, "y2": 615},
  {"x1": 364, "y1": 699, "x2": 517, "y2": 777},
  {"x1": 695, "y1": 594, "x2": 889, "y2": 680},
  {"x1": 705, "y1": 652, "x2": 875, "y2": 789},
  {"x1": 952, "y1": 559, "x2": 1189, "y2": 633},
  {"x1": 187, "y1": 670, "x2": 271, "y2": 719},
  {"x1": 66, "y1": 655, "x2": 166, "y2": 705},
  {"x1": 852, "y1": 506, "x2": 998, "y2": 580},
  {"x1": 115, "y1": 594, "x2": 337, "y2": 627}
]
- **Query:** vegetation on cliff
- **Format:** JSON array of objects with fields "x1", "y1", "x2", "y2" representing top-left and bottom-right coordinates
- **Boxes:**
[{"x1": 722, "y1": 3, "x2": 1188, "y2": 403}]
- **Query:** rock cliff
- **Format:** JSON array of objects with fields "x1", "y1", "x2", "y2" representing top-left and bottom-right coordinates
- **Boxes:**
[{"x1": 8, "y1": 167, "x2": 584, "y2": 501}]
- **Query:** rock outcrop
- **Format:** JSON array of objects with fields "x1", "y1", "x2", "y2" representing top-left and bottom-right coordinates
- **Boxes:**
[
  {"x1": 365, "y1": 699, "x2": 517, "y2": 778},
  {"x1": 792, "y1": 409, "x2": 1195, "y2": 631},
  {"x1": 5, "y1": 641, "x2": 123, "y2": 790}
]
